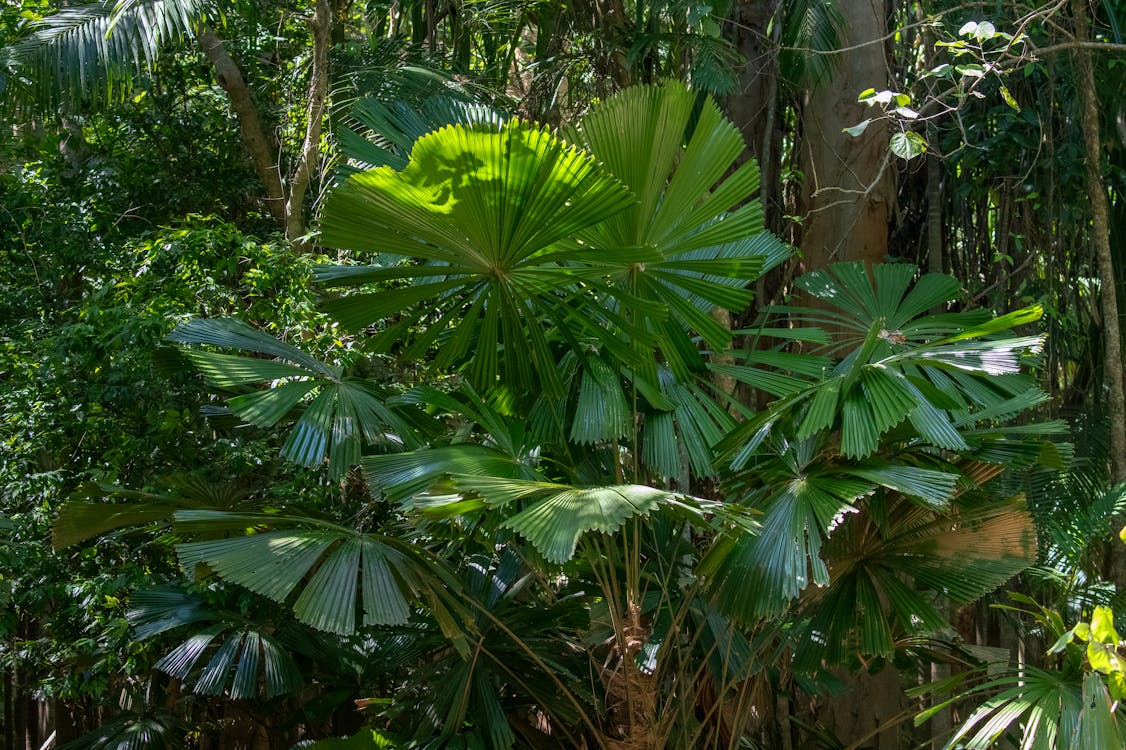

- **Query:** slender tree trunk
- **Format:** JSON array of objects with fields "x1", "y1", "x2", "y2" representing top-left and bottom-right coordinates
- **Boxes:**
[
  {"x1": 798, "y1": 0, "x2": 891, "y2": 270},
  {"x1": 724, "y1": 0, "x2": 781, "y2": 231},
  {"x1": 1072, "y1": 0, "x2": 1126, "y2": 482},
  {"x1": 285, "y1": 0, "x2": 332, "y2": 248},
  {"x1": 198, "y1": 29, "x2": 288, "y2": 228}
]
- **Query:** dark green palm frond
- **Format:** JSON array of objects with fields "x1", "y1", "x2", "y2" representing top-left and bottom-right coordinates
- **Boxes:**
[
  {"x1": 172, "y1": 510, "x2": 464, "y2": 640},
  {"x1": 641, "y1": 365, "x2": 740, "y2": 479},
  {"x1": 723, "y1": 264, "x2": 1045, "y2": 464},
  {"x1": 687, "y1": 34, "x2": 742, "y2": 96},
  {"x1": 703, "y1": 434, "x2": 889, "y2": 619},
  {"x1": 169, "y1": 317, "x2": 417, "y2": 479},
  {"x1": 127, "y1": 585, "x2": 217, "y2": 639},
  {"x1": 778, "y1": 0, "x2": 844, "y2": 88},
  {"x1": 53, "y1": 476, "x2": 248, "y2": 549},
  {"x1": 424, "y1": 477, "x2": 702, "y2": 564},
  {"x1": 792, "y1": 496, "x2": 1037, "y2": 671},
  {"x1": 154, "y1": 624, "x2": 302, "y2": 699},
  {"x1": 5, "y1": 0, "x2": 211, "y2": 108},
  {"x1": 59, "y1": 712, "x2": 184, "y2": 750},
  {"x1": 934, "y1": 667, "x2": 1090, "y2": 750},
  {"x1": 363, "y1": 444, "x2": 542, "y2": 506},
  {"x1": 569, "y1": 354, "x2": 631, "y2": 445},
  {"x1": 316, "y1": 118, "x2": 637, "y2": 397},
  {"x1": 414, "y1": 549, "x2": 591, "y2": 750}
]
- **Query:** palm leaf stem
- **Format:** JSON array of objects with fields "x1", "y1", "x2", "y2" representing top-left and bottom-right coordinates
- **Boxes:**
[
  {"x1": 478, "y1": 647, "x2": 585, "y2": 748},
  {"x1": 460, "y1": 594, "x2": 606, "y2": 749}
]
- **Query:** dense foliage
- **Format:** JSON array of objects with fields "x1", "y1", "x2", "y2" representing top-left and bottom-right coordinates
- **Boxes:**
[{"x1": 4, "y1": 2, "x2": 1126, "y2": 749}]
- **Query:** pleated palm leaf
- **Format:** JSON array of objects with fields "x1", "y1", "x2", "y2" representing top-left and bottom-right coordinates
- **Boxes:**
[
  {"x1": 339, "y1": 95, "x2": 507, "y2": 172},
  {"x1": 58, "y1": 489, "x2": 463, "y2": 639},
  {"x1": 363, "y1": 383, "x2": 543, "y2": 508},
  {"x1": 52, "y1": 474, "x2": 248, "y2": 549},
  {"x1": 169, "y1": 317, "x2": 421, "y2": 480},
  {"x1": 59, "y1": 712, "x2": 184, "y2": 750},
  {"x1": 3, "y1": 0, "x2": 213, "y2": 108},
  {"x1": 709, "y1": 264, "x2": 1057, "y2": 626},
  {"x1": 316, "y1": 117, "x2": 638, "y2": 397},
  {"x1": 703, "y1": 429, "x2": 973, "y2": 619},
  {"x1": 128, "y1": 586, "x2": 303, "y2": 699},
  {"x1": 566, "y1": 80, "x2": 790, "y2": 382},
  {"x1": 421, "y1": 475, "x2": 724, "y2": 565},
  {"x1": 384, "y1": 549, "x2": 594, "y2": 750},
  {"x1": 171, "y1": 508, "x2": 464, "y2": 640},
  {"x1": 725, "y1": 263, "x2": 1049, "y2": 465},
  {"x1": 789, "y1": 494, "x2": 1037, "y2": 673}
]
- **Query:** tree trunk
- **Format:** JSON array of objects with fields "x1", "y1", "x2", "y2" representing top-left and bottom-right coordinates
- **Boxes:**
[
  {"x1": 285, "y1": 0, "x2": 332, "y2": 248},
  {"x1": 816, "y1": 665, "x2": 907, "y2": 750},
  {"x1": 725, "y1": 0, "x2": 781, "y2": 229},
  {"x1": 798, "y1": 0, "x2": 891, "y2": 270},
  {"x1": 198, "y1": 29, "x2": 288, "y2": 228},
  {"x1": 1072, "y1": 0, "x2": 1126, "y2": 482}
]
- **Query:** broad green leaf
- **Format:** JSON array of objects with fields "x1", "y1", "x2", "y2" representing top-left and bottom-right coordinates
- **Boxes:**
[
  {"x1": 172, "y1": 318, "x2": 411, "y2": 478},
  {"x1": 363, "y1": 445, "x2": 537, "y2": 503},
  {"x1": 568, "y1": 81, "x2": 787, "y2": 376},
  {"x1": 890, "y1": 131, "x2": 927, "y2": 160},
  {"x1": 173, "y1": 512, "x2": 457, "y2": 635},
  {"x1": 154, "y1": 625, "x2": 302, "y2": 700}
]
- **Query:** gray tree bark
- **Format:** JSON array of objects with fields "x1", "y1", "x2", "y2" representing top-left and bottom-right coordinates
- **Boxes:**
[
  {"x1": 1072, "y1": 0, "x2": 1126, "y2": 482},
  {"x1": 798, "y1": 0, "x2": 892, "y2": 270},
  {"x1": 285, "y1": 0, "x2": 332, "y2": 248}
]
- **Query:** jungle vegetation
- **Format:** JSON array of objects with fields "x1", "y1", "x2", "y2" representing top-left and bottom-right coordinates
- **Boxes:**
[{"x1": 3, "y1": 1, "x2": 1126, "y2": 749}]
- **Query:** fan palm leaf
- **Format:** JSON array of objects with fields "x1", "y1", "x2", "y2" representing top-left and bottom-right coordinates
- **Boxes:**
[
  {"x1": 4, "y1": 0, "x2": 212, "y2": 107},
  {"x1": 421, "y1": 476, "x2": 720, "y2": 564},
  {"x1": 169, "y1": 317, "x2": 418, "y2": 479},
  {"x1": 790, "y1": 496, "x2": 1037, "y2": 671},
  {"x1": 53, "y1": 476, "x2": 247, "y2": 549},
  {"x1": 171, "y1": 509, "x2": 464, "y2": 640},
  {"x1": 59, "y1": 712, "x2": 184, "y2": 750},
  {"x1": 724, "y1": 264, "x2": 1046, "y2": 464},
  {"x1": 340, "y1": 95, "x2": 507, "y2": 171},
  {"x1": 566, "y1": 80, "x2": 789, "y2": 380},
  {"x1": 317, "y1": 118, "x2": 638, "y2": 396},
  {"x1": 157, "y1": 627, "x2": 301, "y2": 699}
]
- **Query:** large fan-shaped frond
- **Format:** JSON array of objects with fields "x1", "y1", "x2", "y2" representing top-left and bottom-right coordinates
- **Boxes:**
[
  {"x1": 173, "y1": 510, "x2": 463, "y2": 638},
  {"x1": 426, "y1": 477, "x2": 695, "y2": 563},
  {"x1": 317, "y1": 118, "x2": 637, "y2": 396},
  {"x1": 568, "y1": 80, "x2": 789, "y2": 379}
]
